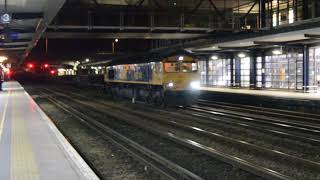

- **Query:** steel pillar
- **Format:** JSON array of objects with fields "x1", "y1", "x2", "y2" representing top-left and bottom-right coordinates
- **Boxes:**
[
  {"x1": 234, "y1": 57, "x2": 241, "y2": 87},
  {"x1": 205, "y1": 59, "x2": 209, "y2": 86},
  {"x1": 261, "y1": 52, "x2": 266, "y2": 88},
  {"x1": 303, "y1": 0, "x2": 309, "y2": 20},
  {"x1": 303, "y1": 45, "x2": 309, "y2": 92},
  {"x1": 316, "y1": 0, "x2": 320, "y2": 17},
  {"x1": 230, "y1": 55, "x2": 234, "y2": 87},
  {"x1": 259, "y1": 0, "x2": 266, "y2": 28},
  {"x1": 250, "y1": 53, "x2": 257, "y2": 89}
]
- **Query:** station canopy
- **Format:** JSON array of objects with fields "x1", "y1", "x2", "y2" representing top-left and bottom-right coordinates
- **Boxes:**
[{"x1": 0, "y1": 0, "x2": 65, "y2": 64}]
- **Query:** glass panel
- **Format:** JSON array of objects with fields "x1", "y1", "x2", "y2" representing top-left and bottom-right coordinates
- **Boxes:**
[
  {"x1": 207, "y1": 58, "x2": 231, "y2": 86},
  {"x1": 240, "y1": 57, "x2": 250, "y2": 87},
  {"x1": 164, "y1": 63, "x2": 180, "y2": 72}
]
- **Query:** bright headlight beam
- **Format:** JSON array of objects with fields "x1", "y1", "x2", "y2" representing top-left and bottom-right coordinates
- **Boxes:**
[{"x1": 190, "y1": 81, "x2": 200, "y2": 89}]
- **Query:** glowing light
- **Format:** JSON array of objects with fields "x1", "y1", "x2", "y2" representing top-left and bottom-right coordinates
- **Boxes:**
[
  {"x1": 115, "y1": 39, "x2": 119, "y2": 43},
  {"x1": 50, "y1": 70, "x2": 55, "y2": 75},
  {"x1": 190, "y1": 81, "x2": 201, "y2": 89},
  {"x1": 44, "y1": 64, "x2": 49, "y2": 68},
  {"x1": 85, "y1": 58, "x2": 90, "y2": 62},
  {"x1": 167, "y1": 82, "x2": 174, "y2": 88},
  {"x1": 272, "y1": 49, "x2": 282, "y2": 55},
  {"x1": 211, "y1": 55, "x2": 218, "y2": 60},
  {"x1": 0, "y1": 56, "x2": 8, "y2": 63},
  {"x1": 28, "y1": 63, "x2": 34, "y2": 68},
  {"x1": 238, "y1": 53, "x2": 246, "y2": 58},
  {"x1": 178, "y1": 56, "x2": 184, "y2": 61}
]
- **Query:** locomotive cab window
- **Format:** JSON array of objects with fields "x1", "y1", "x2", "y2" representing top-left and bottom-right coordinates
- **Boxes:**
[
  {"x1": 164, "y1": 63, "x2": 180, "y2": 73},
  {"x1": 181, "y1": 62, "x2": 198, "y2": 73},
  {"x1": 164, "y1": 62, "x2": 197, "y2": 73}
]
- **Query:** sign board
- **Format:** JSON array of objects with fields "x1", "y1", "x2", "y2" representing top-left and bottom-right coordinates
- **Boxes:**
[{"x1": 0, "y1": 13, "x2": 11, "y2": 24}]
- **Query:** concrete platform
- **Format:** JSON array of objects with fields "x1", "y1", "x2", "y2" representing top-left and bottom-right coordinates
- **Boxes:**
[
  {"x1": 200, "y1": 87, "x2": 320, "y2": 101},
  {"x1": 0, "y1": 81, "x2": 99, "y2": 180},
  {"x1": 200, "y1": 87, "x2": 320, "y2": 113}
]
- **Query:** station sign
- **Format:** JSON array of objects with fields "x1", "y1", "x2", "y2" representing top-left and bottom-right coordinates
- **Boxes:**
[{"x1": 0, "y1": 13, "x2": 11, "y2": 24}]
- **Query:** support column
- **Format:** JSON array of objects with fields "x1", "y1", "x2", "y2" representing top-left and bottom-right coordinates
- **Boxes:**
[
  {"x1": 250, "y1": 53, "x2": 257, "y2": 89},
  {"x1": 261, "y1": 52, "x2": 266, "y2": 88},
  {"x1": 259, "y1": 0, "x2": 266, "y2": 28},
  {"x1": 303, "y1": 45, "x2": 310, "y2": 92},
  {"x1": 303, "y1": 0, "x2": 309, "y2": 20},
  {"x1": 205, "y1": 58, "x2": 209, "y2": 86},
  {"x1": 276, "y1": 0, "x2": 280, "y2": 26},
  {"x1": 294, "y1": 0, "x2": 298, "y2": 21},
  {"x1": 316, "y1": 0, "x2": 320, "y2": 17},
  {"x1": 230, "y1": 55, "x2": 234, "y2": 87},
  {"x1": 234, "y1": 57, "x2": 241, "y2": 87}
]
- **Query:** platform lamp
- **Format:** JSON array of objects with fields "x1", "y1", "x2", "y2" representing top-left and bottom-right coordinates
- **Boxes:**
[{"x1": 112, "y1": 39, "x2": 119, "y2": 55}]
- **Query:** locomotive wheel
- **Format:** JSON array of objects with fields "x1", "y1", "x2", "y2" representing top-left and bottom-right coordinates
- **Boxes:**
[
  {"x1": 155, "y1": 96, "x2": 166, "y2": 108},
  {"x1": 146, "y1": 95, "x2": 152, "y2": 104}
]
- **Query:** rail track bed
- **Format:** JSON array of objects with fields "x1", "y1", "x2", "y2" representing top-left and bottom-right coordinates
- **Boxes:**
[{"x1": 25, "y1": 84, "x2": 320, "y2": 180}]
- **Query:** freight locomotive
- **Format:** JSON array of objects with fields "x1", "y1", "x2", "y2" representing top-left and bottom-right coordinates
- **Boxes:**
[{"x1": 104, "y1": 52, "x2": 200, "y2": 106}]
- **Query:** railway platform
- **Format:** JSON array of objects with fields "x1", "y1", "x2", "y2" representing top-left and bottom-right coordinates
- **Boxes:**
[
  {"x1": 200, "y1": 87, "x2": 320, "y2": 113},
  {"x1": 0, "y1": 81, "x2": 99, "y2": 180}
]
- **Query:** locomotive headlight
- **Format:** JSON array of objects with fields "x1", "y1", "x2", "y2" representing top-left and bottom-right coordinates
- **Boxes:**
[
  {"x1": 167, "y1": 82, "x2": 174, "y2": 88},
  {"x1": 190, "y1": 81, "x2": 200, "y2": 89}
]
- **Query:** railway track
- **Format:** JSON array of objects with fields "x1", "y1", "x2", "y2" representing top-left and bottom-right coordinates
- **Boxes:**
[
  {"x1": 197, "y1": 99, "x2": 320, "y2": 121},
  {"x1": 42, "y1": 92, "x2": 203, "y2": 180},
  {"x1": 39, "y1": 87, "x2": 320, "y2": 179}
]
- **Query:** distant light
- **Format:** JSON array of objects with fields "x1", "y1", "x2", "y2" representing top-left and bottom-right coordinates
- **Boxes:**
[
  {"x1": 44, "y1": 64, "x2": 49, "y2": 68},
  {"x1": 178, "y1": 56, "x2": 184, "y2": 61},
  {"x1": 272, "y1": 49, "x2": 282, "y2": 55},
  {"x1": 50, "y1": 70, "x2": 55, "y2": 75},
  {"x1": 212, "y1": 46, "x2": 217, "y2": 49},
  {"x1": 211, "y1": 55, "x2": 218, "y2": 60},
  {"x1": 86, "y1": 58, "x2": 90, "y2": 62},
  {"x1": 0, "y1": 56, "x2": 7, "y2": 63},
  {"x1": 28, "y1": 63, "x2": 34, "y2": 68},
  {"x1": 115, "y1": 39, "x2": 119, "y2": 43},
  {"x1": 98, "y1": 66, "x2": 102, "y2": 70},
  {"x1": 238, "y1": 53, "x2": 246, "y2": 58},
  {"x1": 6, "y1": 69, "x2": 11, "y2": 75}
]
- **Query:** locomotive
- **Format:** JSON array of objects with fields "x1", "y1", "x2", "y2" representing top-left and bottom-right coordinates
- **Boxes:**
[{"x1": 104, "y1": 52, "x2": 200, "y2": 106}]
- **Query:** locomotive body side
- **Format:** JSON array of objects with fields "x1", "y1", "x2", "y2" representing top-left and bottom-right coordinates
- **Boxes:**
[{"x1": 104, "y1": 55, "x2": 200, "y2": 106}]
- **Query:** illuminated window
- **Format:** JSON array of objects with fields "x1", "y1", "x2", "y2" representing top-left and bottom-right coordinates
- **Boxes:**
[{"x1": 288, "y1": 9, "x2": 294, "y2": 24}]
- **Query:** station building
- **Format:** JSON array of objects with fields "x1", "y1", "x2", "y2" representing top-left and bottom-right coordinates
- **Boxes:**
[{"x1": 192, "y1": 0, "x2": 320, "y2": 93}]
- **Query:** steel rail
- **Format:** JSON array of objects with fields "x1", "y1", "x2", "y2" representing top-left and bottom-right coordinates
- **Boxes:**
[
  {"x1": 43, "y1": 87, "x2": 320, "y2": 145},
  {"x1": 43, "y1": 87, "x2": 320, "y2": 170},
  {"x1": 198, "y1": 99, "x2": 320, "y2": 120},
  {"x1": 189, "y1": 106, "x2": 320, "y2": 136},
  {"x1": 42, "y1": 88, "x2": 291, "y2": 180},
  {"x1": 45, "y1": 95, "x2": 202, "y2": 180},
  {"x1": 181, "y1": 110, "x2": 320, "y2": 146}
]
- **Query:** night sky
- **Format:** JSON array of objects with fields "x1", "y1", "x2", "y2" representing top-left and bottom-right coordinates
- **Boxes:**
[{"x1": 28, "y1": 38, "x2": 151, "y2": 62}]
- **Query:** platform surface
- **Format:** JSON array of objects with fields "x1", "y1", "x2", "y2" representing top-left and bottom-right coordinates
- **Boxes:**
[
  {"x1": 200, "y1": 87, "x2": 320, "y2": 101},
  {"x1": 0, "y1": 81, "x2": 99, "y2": 180}
]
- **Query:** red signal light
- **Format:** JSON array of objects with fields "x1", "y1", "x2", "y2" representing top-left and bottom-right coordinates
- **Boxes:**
[
  {"x1": 6, "y1": 69, "x2": 11, "y2": 75},
  {"x1": 28, "y1": 63, "x2": 34, "y2": 68},
  {"x1": 44, "y1": 64, "x2": 49, "y2": 68},
  {"x1": 50, "y1": 70, "x2": 55, "y2": 75}
]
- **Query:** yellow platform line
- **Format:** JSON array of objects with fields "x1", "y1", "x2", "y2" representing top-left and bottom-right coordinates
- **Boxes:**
[
  {"x1": 0, "y1": 90, "x2": 9, "y2": 142},
  {"x1": 11, "y1": 92, "x2": 39, "y2": 180}
]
